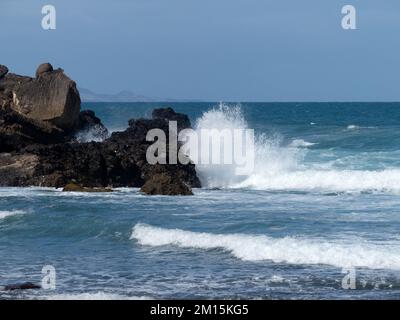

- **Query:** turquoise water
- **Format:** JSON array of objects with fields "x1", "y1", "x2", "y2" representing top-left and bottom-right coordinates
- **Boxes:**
[{"x1": 1, "y1": 102, "x2": 400, "y2": 299}]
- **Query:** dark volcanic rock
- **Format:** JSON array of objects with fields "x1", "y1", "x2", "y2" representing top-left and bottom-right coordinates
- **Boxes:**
[
  {"x1": 0, "y1": 63, "x2": 200, "y2": 196},
  {"x1": 0, "y1": 108, "x2": 66, "y2": 153},
  {"x1": 22, "y1": 142, "x2": 144, "y2": 188},
  {"x1": 21, "y1": 107, "x2": 201, "y2": 194},
  {"x1": 140, "y1": 172, "x2": 193, "y2": 195},
  {"x1": 152, "y1": 107, "x2": 191, "y2": 130},
  {"x1": 3, "y1": 282, "x2": 41, "y2": 291},
  {"x1": 1, "y1": 63, "x2": 81, "y2": 129},
  {"x1": 0, "y1": 153, "x2": 39, "y2": 186},
  {"x1": 63, "y1": 182, "x2": 112, "y2": 192},
  {"x1": 35, "y1": 62, "x2": 53, "y2": 78}
]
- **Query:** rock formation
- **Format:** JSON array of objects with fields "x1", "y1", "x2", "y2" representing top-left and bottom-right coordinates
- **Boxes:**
[
  {"x1": 0, "y1": 63, "x2": 201, "y2": 195},
  {"x1": 1, "y1": 63, "x2": 80, "y2": 129},
  {"x1": 62, "y1": 182, "x2": 113, "y2": 193}
]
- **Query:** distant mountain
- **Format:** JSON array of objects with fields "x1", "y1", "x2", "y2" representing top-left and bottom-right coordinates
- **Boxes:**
[
  {"x1": 78, "y1": 88, "x2": 158, "y2": 102},
  {"x1": 79, "y1": 88, "x2": 201, "y2": 103}
]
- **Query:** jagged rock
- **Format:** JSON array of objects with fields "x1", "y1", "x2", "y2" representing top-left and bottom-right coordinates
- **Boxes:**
[
  {"x1": 35, "y1": 62, "x2": 53, "y2": 78},
  {"x1": 0, "y1": 153, "x2": 39, "y2": 186},
  {"x1": 0, "y1": 66, "x2": 201, "y2": 197},
  {"x1": 75, "y1": 110, "x2": 109, "y2": 142},
  {"x1": 0, "y1": 65, "x2": 8, "y2": 79},
  {"x1": 152, "y1": 107, "x2": 191, "y2": 131},
  {"x1": 1, "y1": 63, "x2": 81, "y2": 130},
  {"x1": 63, "y1": 182, "x2": 113, "y2": 193},
  {"x1": 140, "y1": 172, "x2": 193, "y2": 195},
  {"x1": 21, "y1": 141, "x2": 144, "y2": 188},
  {"x1": 0, "y1": 108, "x2": 66, "y2": 153},
  {"x1": 3, "y1": 282, "x2": 41, "y2": 291}
]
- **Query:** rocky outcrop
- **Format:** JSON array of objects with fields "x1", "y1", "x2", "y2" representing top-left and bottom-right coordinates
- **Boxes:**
[
  {"x1": 0, "y1": 107, "x2": 66, "y2": 153},
  {"x1": 152, "y1": 107, "x2": 191, "y2": 131},
  {"x1": 0, "y1": 153, "x2": 39, "y2": 186},
  {"x1": 17, "y1": 108, "x2": 201, "y2": 191},
  {"x1": 140, "y1": 172, "x2": 193, "y2": 195},
  {"x1": 0, "y1": 64, "x2": 107, "y2": 151},
  {"x1": 1, "y1": 63, "x2": 81, "y2": 130},
  {"x1": 0, "y1": 111, "x2": 200, "y2": 193},
  {"x1": 0, "y1": 63, "x2": 201, "y2": 195},
  {"x1": 63, "y1": 182, "x2": 113, "y2": 193}
]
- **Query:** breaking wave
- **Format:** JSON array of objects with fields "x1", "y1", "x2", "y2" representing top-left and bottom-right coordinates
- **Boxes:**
[
  {"x1": 131, "y1": 224, "x2": 400, "y2": 270},
  {"x1": 0, "y1": 210, "x2": 26, "y2": 220},
  {"x1": 193, "y1": 104, "x2": 400, "y2": 193}
]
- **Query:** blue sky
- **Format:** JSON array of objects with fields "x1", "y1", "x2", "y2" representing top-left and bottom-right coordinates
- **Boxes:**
[{"x1": 0, "y1": 0, "x2": 399, "y2": 101}]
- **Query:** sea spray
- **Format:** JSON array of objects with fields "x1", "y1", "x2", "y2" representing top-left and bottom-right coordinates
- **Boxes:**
[
  {"x1": 192, "y1": 103, "x2": 304, "y2": 188},
  {"x1": 193, "y1": 104, "x2": 400, "y2": 194}
]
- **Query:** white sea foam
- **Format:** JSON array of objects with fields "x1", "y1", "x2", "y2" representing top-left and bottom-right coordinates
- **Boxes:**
[
  {"x1": 346, "y1": 124, "x2": 360, "y2": 130},
  {"x1": 289, "y1": 139, "x2": 316, "y2": 148},
  {"x1": 45, "y1": 292, "x2": 152, "y2": 300},
  {"x1": 346, "y1": 124, "x2": 375, "y2": 131},
  {"x1": 75, "y1": 127, "x2": 109, "y2": 143},
  {"x1": 192, "y1": 105, "x2": 400, "y2": 193},
  {"x1": 131, "y1": 224, "x2": 400, "y2": 270},
  {"x1": 0, "y1": 210, "x2": 26, "y2": 219},
  {"x1": 233, "y1": 168, "x2": 400, "y2": 193}
]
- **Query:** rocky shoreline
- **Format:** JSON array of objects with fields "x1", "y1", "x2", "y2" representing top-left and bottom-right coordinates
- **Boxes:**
[{"x1": 0, "y1": 63, "x2": 201, "y2": 195}]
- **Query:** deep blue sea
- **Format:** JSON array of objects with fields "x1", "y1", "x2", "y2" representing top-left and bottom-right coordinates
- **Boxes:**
[{"x1": 1, "y1": 102, "x2": 400, "y2": 299}]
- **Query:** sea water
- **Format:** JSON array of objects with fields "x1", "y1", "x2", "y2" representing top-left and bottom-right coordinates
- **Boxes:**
[{"x1": 1, "y1": 102, "x2": 400, "y2": 299}]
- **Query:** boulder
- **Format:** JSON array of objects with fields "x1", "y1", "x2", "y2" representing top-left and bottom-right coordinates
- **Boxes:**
[
  {"x1": 1, "y1": 63, "x2": 81, "y2": 130},
  {"x1": 62, "y1": 182, "x2": 113, "y2": 193},
  {"x1": 140, "y1": 172, "x2": 193, "y2": 195},
  {"x1": 35, "y1": 62, "x2": 53, "y2": 78},
  {"x1": 152, "y1": 107, "x2": 191, "y2": 130}
]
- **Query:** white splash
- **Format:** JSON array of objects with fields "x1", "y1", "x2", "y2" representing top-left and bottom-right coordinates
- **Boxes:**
[
  {"x1": 0, "y1": 210, "x2": 26, "y2": 219},
  {"x1": 45, "y1": 292, "x2": 152, "y2": 300},
  {"x1": 193, "y1": 104, "x2": 400, "y2": 194}
]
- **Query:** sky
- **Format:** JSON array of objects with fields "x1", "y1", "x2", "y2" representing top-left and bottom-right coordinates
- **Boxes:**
[{"x1": 0, "y1": 0, "x2": 399, "y2": 101}]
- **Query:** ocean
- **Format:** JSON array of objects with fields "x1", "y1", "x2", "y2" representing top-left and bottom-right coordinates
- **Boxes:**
[{"x1": 1, "y1": 102, "x2": 400, "y2": 299}]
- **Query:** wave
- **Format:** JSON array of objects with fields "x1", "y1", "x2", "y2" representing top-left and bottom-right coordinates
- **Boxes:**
[
  {"x1": 192, "y1": 104, "x2": 400, "y2": 193},
  {"x1": 289, "y1": 139, "x2": 317, "y2": 148},
  {"x1": 233, "y1": 168, "x2": 400, "y2": 193},
  {"x1": 0, "y1": 210, "x2": 26, "y2": 220},
  {"x1": 346, "y1": 124, "x2": 376, "y2": 131},
  {"x1": 45, "y1": 292, "x2": 152, "y2": 300},
  {"x1": 131, "y1": 224, "x2": 400, "y2": 270}
]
